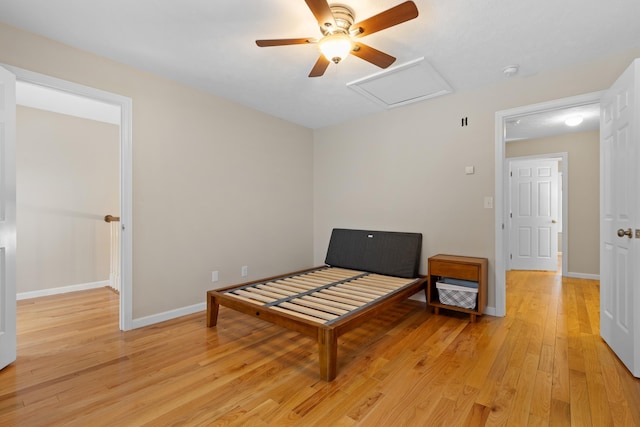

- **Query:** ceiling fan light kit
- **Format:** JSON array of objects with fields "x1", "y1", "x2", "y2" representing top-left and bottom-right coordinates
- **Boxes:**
[
  {"x1": 255, "y1": 0, "x2": 419, "y2": 77},
  {"x1": 319, "y1": 33, "x2": 352, "y2": 64}
]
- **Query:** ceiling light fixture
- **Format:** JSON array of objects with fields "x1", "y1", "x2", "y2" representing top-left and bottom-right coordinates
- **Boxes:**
[
  {"x1": 564, "y1": 115, "x2": 584, "y2": 126},
  {"x1": 318, "y1": 33, "x2": 352, "y2": 64}
]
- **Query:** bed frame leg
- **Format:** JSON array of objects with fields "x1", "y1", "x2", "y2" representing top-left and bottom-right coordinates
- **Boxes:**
[
  {"x1": 206, "y1": 291, "x2": 220, "y2": 327},
  {"x1": 318, "y1": 328, "x2": 337, "y2": 381}
]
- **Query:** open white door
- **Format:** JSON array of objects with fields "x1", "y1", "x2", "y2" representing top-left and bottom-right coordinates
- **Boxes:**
[
  {"x1": 509, "y1": 159, "x2": 559, "y2": 271},
  {"x1": 0, "y1": 66, "x2": 17, "y2": 371},
  {"x1": 600, "y1": 58, "x2": 639, "y2": 378}
]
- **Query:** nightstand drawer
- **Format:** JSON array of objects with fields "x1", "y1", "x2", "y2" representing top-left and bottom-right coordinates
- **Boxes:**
[{"x1": 429, "y1": 262, "x2": 478, "y2": 281}]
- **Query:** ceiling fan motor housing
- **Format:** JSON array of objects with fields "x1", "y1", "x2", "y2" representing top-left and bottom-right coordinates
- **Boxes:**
[{"x1": 321, "y1": 5, "x2": 355, "y2": 36}]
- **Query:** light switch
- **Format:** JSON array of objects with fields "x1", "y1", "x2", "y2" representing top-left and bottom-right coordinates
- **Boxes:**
[
  {"x1": 484, "y1": 196, "x2": 493, "y2": 209},
  {"x1": 465, "y1": 166, "x2": 475, "y2": 175}
]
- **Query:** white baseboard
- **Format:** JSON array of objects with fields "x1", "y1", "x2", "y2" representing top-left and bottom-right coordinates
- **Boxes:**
[
  {"x1": 131, "y1": 302, "x2": 206, "y2": 329},
  {"x1": 565, "y1": 272, "x2": 600, "y2": 280},
  {"x1": 131, "y1": 296, "x2": 499, "y2": 330},
  {"x1": 17, "y1": 280, "x2": 110, "y2": 300},
  {"x1": 483, "y1": 306, "x2": 498, "y2": 316},
  {"x1": 409, "y1": 292, "x2": 426, "y2": 302}
]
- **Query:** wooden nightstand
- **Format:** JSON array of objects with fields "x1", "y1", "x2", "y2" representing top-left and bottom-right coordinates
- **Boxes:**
[{"x1": 427, "y1": 254, "x2": 488, "y2": 322}]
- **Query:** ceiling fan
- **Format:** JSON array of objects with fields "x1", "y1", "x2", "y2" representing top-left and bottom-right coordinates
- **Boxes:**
[{"x1": 256, "y1": 0, "x2": 419, "y2": 77}]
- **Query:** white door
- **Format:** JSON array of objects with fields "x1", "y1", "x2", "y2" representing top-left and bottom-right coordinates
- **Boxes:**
[
  {"x1": 600, "y1": 58, "x2": 639, "y2": 378},
  {"x1": 509, "y1": 159, "x2": 559, "y2": 271},
  {"x1": 0, "y1": 66, "x2": 17, "y2": 371}
]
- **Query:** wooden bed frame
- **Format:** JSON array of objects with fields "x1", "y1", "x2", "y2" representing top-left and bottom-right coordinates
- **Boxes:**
[{"x1": 207, "y1": 266, "x2": 427, "y2": 381}]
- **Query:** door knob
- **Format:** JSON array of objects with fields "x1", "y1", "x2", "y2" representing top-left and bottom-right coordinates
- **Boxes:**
[
  {"x1": 617, "y1": 228, "x2": 632, "y2": 238},
  {"x1": 105, "y1": 215, "x2": 120, "y2": 223},
  {"x1": 551, "y1": 220, "x2": 557, "y2": 224}
]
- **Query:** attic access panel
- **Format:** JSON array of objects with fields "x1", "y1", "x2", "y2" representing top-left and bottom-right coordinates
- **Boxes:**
[{"x1": 347, "y1": 57, "x2": 452, "y2": 108}]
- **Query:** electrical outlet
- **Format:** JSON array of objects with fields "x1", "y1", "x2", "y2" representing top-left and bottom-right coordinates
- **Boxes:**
[
  {"x1": 241, "y1": 265, "x2": 248, "y2": 277},
  {"x1": 212, "y1": 271, "x2": 219, "y2": 282}
]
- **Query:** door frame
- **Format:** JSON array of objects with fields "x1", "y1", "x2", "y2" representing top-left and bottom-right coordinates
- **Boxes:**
[
  {"x1": 2, "y1": 64, "x2": 134, "y2": 331},
  {"x1": 494, "y1": 91, "x2": 603, "y2": 317},
  {"x1": 507, "y1": 155, "x2": 566, "y2": 272}
]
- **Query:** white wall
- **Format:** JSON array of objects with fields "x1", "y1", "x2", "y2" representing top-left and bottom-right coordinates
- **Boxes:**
[
  {"x1": 16, "y1": 106, "x2": 119, "y2": 293},
  {"x1": 1, "y1": 22, "x2": 314, "y2": 319},
  {"x1": 314, "y1": 49, "x2": 640, "y2": 311}
]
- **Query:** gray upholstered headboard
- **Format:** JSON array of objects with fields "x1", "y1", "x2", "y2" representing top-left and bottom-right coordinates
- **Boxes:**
[{"x1": 324, "y1": 228, "x2": 422, "y2": 278}]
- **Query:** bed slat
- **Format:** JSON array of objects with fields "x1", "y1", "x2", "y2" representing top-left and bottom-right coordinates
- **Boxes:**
[
  {"x1": 255, "y1": 284, "x2": 295, "y2": 297},
  {"x1": 319, "y1": 289, "x2": 373, "y2": 303},
  {"x1": 310, "y1": 292, "x2": 367, "y2": 307},
  {"x1": 233, "y1": 289, "x2": 274, "y2": 304},
  {"x1": 301, "y1": 295, "x2": 359, "y2": 311},
  {"x1": 279, "y1": 302, "x2": 338, "y2": 321},
  {"x1": 290, "y1": 299, "x2": 349, "y2": 315},
  {"x1": 270, "y1": 306, "x2": 327, "y2": 324}
]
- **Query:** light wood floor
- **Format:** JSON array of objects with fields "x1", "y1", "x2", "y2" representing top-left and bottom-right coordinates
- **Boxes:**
[{"x1": 1, "y1": 270, "x2": 639, "y2": 426}]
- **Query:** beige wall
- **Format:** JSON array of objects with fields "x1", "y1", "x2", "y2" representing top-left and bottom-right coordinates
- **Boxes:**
[
  {"x1": 1, "y1": 22, "x2": 314, "y2": 319},
  {"x1": 314, "y1": 50, "x2": 640, "y2": 310},
  {"x1": 3, "y1": 20, "x2": 638, "y2": 317},
  {"x1": 16, "y1": 106, "x2": 119, "y2": 292},
  {"x1": 506, "y1": 131, "x2": 600, "y2": 276}
]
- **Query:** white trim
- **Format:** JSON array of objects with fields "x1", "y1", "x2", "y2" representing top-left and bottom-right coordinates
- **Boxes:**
[
  {"x1": 131, "y1": 303, "x2": 206, "y2": 329},
  {"x1": 495, "y1": 91, "x2": 604, "y2": 317},
  {"x1": 17, "y1": 281, "x2": 109, "y2": 300},
  {"x1": 16, "y1": 81, "x2": 120, "y2": 125},
  {"x1": 484, "y1": 306, "x2": 497, "y2": 316},
  {"x1": 2, "y1": 63, "x2": 134, "y2": 331},
  {"x1": 565, "y1": 272, "x2": 600, "y2": 280}
]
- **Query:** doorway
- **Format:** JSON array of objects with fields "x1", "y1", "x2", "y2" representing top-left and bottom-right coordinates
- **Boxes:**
[
  {"x1": 3, "y1": 64, "x2": 133, "y2": 330},
  {"x1": 494, "y1": 91, "x2": 604, "y2": 317},
  {"x1": 16, "y1": 82, "x2": 120, "y2": 300}
]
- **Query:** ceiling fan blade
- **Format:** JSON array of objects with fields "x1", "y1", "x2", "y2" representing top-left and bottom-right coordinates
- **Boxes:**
[
  {"x1": 352, "y1": 1, "x2": 419, "y2": 37},
  {"x1": 351, "y1": 42, "x2": 396, "y2": 69},
  {"x1": 309, "y1": 55, "x2": 330, "y2": 77},
  {"x1": 256, "y1": 38, "x2": 316, "y2": 47},
  {"x1": 304, "y1": 0, "x2": 337, "y2": 31}
]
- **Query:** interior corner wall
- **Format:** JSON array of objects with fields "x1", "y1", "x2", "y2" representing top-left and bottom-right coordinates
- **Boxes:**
[
  {"x1": 313, "y1": 49, "x2": 640, "y2": 311},
  {"x1": 0, "y1": 22, "x2": 314, "y2": 319},
  {"x1": 506, "y1": 130, "x2": 600, "y2": 276},
  {"x1": 16, "y1": 106, "x2": 119, "y2": 293}
]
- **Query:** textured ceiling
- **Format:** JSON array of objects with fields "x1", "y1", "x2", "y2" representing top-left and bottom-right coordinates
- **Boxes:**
[{"x1": 1, "y1": 0, "x2": 640, "y2": 129}]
